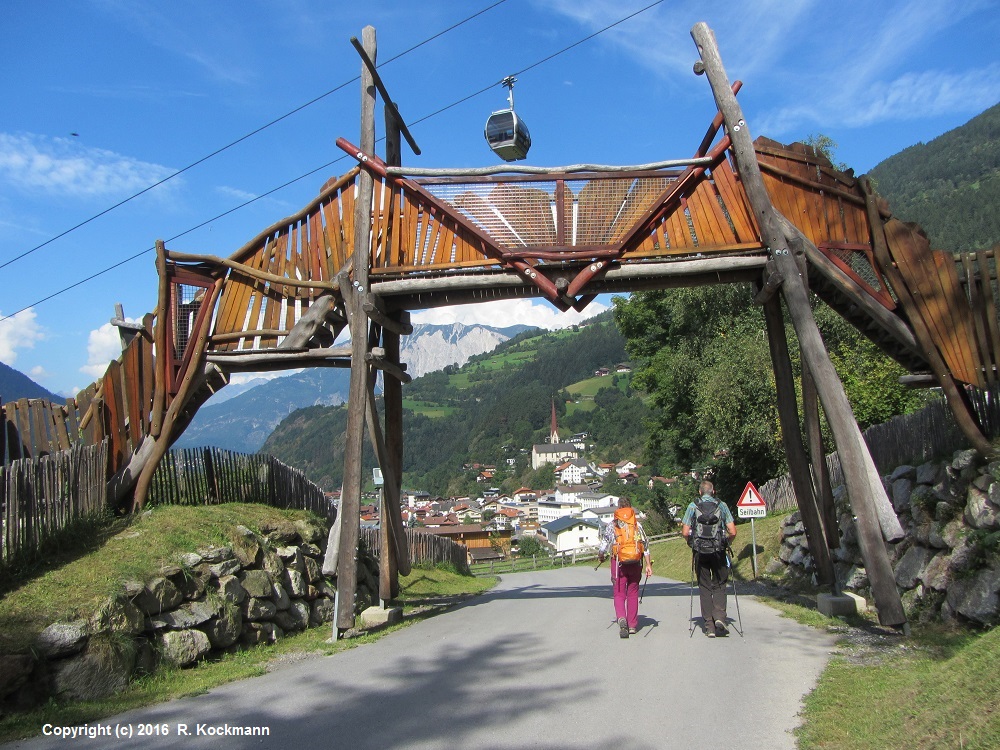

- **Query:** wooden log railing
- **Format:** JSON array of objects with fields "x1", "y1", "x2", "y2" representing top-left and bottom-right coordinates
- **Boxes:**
[
  {"x1": 360, "y1": 527, "x2": 469, "y2": 575},
  {"x1": 1, "y1": 441, "x2": 108, "y2": 566}
]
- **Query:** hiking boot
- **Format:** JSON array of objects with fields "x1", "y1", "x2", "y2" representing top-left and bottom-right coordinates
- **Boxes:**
[
  {"x1": 702, "y1": 621, "x2": 716, "y2": 638},
  {"x1": 618, "y1": 617, "x2": 629, "y2": 639},
  {"x1": 715, "y1": 620, "x2": 729, "y2": 637},
  {"x1": 629, "y1": 627, "x2": 637, "y2": 635}
]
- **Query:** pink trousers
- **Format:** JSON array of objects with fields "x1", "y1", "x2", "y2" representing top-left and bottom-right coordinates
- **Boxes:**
[{"x1": 612, "y1": 559, "x2": 642, "y2": 629}]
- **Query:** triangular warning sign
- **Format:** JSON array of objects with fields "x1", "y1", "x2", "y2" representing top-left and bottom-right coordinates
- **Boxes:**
[{"x1": 737, "y1": 481, "x2": 766, "y2": 508}]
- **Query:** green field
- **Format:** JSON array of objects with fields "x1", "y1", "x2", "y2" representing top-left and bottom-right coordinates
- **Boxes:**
[
  {"x1": 564, "y1": 372, "x2": 631, "y2": 416},
  {"x1": 402, "y1": 399, "x2": 457, "y2": 418}
]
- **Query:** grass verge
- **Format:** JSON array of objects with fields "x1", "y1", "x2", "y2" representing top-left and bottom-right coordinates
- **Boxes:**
[
  {"x1": 0, "y1": 507, "x2": 495, "y2": 744},
  {"x1": 646, "y1": 508, "x2": 1000, "y2": 749}
]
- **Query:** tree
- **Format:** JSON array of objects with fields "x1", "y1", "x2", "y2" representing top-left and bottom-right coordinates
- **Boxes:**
[{"x1": 517, "y1": 535, "x2": 545, "y2": 557}]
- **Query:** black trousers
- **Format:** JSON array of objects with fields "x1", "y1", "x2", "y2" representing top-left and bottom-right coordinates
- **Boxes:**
[{"x1": 695, "y1": 551, "x2": 729, "y2": 624}]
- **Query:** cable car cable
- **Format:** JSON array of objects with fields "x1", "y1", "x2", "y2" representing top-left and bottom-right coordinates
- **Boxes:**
[
  {"x1": 2, "y1": 0, "x2": 667, "y2": 321},
  {"x1": 0, "y1": 0, "x2": 512, "y2": 273}
]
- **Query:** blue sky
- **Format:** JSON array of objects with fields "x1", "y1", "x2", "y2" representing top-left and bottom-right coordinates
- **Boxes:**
[{"x1": 1, "y1": 0, "x2": 998, "y2": 396}]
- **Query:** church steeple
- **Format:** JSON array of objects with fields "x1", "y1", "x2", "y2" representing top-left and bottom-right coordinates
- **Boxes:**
[{"x1": 550, "y1": 399, "x2": 560, "y2": 445}]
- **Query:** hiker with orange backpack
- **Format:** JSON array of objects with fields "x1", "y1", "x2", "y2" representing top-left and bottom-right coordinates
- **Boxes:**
[{"x1": 597, "y1": 498, "x2": 653, "y2": 639}]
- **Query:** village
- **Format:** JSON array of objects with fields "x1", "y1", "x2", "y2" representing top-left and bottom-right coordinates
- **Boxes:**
[{"x1": 345, "y1": 384, "x2": 671, "y2": 566}]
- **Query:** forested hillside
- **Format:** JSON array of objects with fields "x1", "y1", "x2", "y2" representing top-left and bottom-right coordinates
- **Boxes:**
[
  {"x1": 263, "y1": 315, "x2": 638, "y2": 494},
  {"x1": 869, "y1": 101, "x2": 1000, "y2": 251},
  {"x1": 0, "y1": 361, "x2": 59, "y2": 403}
]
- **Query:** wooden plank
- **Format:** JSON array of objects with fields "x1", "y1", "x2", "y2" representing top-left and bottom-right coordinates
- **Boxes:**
[
  {"x1": 14, "y1": 399, "x2": 32, "y2": 458},
  {"x1": 51, "y1": 402, "x2": 71, "y2": 451},
  {"x1": 140, "y1": 330, "x2": 155, "y2": 437},
  {"x1": 124, "y1": 339, "x2": 142, "y2": 449},
  {"x1": 103, "y1": 360, "x2": 126, "y2": 472},
  {"x1": 321, "y1": 194, "x2": 346, "y2": 274},
  {"x1": 711, "y1": 162, "x2": 757, "y2": 242},
  {"x1": 963, "y1": 252, "x2": 995, "y2": 385},
  {"x1": 935, "y1": 250, "x2": 981, "y2": 385},
  {"x1": 890, "y1": 226, "x2": 962, "y2": 379},
  {"x1": 237, "y1": 242, "x2": 272, "y2": 350},
  {"x1": 977, "y1": 252, "x2": 1000, "y2": 378}
]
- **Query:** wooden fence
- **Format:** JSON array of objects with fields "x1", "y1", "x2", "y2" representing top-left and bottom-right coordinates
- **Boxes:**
[
  {"x1": 760, "y1": 392, "x2": 997, "y2": 512},
  {"x1": 1, "y1": 441, "x2": 108, "y2": 565},
  {"x1": 360, "y1": 527, "x2": 470, "y2": 574},
  {"x1": 147, "y1": 447, "x2": 335, "y2": 524}
]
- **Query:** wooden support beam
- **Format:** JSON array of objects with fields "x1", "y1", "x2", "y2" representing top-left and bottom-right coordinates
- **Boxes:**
[
  {"x1": 335, "y1": 25, "x2": 377, "y2": 635},
  {"x1": 692, "y1": 22, "x2": 905, "y2": 626},
  {"x1": 762, "y1": 293, "x2": 836, "y2": 586},
  {"x1": 380, "y1": 108, "x2": 404, "y2": 603},
  {"x1": 753, "y1": 261, "x2": 783, "y2": 305},
  {"x1": 802, "y1": 358, "x2": 841, "y2": 552},
  {"x1": 280, "y1": 293, "x2": 340, "y2": 350},
  {"x1": 363, "y1": 378, "x2": 411, "y2": 577},
  {"x1": 363, "y1": 295, "x2": 413, "y2": 336},
  {"x1": 365, "y1": 351, "x2": 411, "y2": 384}
]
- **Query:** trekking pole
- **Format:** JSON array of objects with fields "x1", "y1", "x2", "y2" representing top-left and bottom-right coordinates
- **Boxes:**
[
  {"x1": 726, "y1": 547, "x2": 744, "y2": 637},
  {"x1": 594, "y1": 555, "x2": 606, "y2": 572},
  {"x1": 688, "y1": 551, "x2": 697, "y2": 637},
  {"x1": 639, "y1": 572, "x2": 649, "y2": 603}
]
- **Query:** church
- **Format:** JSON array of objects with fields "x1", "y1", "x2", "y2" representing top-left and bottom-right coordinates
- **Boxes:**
[{"x1": 531, "y1": 401, "x2": 581, "y2": 470}]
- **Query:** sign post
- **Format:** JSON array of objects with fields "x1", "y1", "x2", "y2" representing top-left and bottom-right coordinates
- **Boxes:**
[{"x1": 737, "y1": 481, "x2": 767, "y2": 579}]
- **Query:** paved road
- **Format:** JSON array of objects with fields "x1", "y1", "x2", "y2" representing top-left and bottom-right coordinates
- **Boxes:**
[{"x1": 9, "y1": 567, "x2": 835, "y2": 750}]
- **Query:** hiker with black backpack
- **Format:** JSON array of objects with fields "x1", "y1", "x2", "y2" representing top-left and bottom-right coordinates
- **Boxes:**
[
  {"x1": 597, "y1": 499, "x2": 653, "y2": 639},
  {"x1": 682, "y1": 480, "x2": 737, "y2": 638}
]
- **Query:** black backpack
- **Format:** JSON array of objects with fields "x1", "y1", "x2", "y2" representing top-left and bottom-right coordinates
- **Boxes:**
[{"x1": 692, "y1": 498, "x2": 726, "y2": 554}]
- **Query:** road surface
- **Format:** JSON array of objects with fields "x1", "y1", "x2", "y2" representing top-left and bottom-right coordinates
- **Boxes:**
[{"x1": 8, "y1": 566, "x2": 835, "y2": 749}]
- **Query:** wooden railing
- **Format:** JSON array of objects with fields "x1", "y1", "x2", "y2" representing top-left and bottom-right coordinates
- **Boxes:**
[
  {"x1": 468, "y1": 532, "x2": 681, "y2": 576},
  {"x1": 360, "y1": 526, "x2": 469, "y2": 574},
  {"x1": 1, "y1": 441, "x2": 108, "y2": 565},
  {"x1": 147, "y1": 446, "x2": 334, "y2": 524}
]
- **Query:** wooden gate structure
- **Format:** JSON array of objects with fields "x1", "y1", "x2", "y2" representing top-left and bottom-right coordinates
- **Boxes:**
[{"x1": 4, "y1": 24, "x2": 1000, "y2": 631}]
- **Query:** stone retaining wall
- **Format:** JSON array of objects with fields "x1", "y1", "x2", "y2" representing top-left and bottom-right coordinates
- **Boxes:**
[
  {"x1": 0, "y1": 516, "x2": 380, "y2": 712},
  {"x1": 771, "y1": 449, "x2": 1000, "y2": 626}
]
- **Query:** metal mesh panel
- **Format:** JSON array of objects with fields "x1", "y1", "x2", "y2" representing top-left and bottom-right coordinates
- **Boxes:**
[
  {"x1": 825, "y1": 246, "x2": 894, "y2": 301},
  {"x1": 173, "y1": 283, "x2": 205, "y2": 358},
  {"x1": 422, "y1": 174, "x2": 676, "y2": 249}
]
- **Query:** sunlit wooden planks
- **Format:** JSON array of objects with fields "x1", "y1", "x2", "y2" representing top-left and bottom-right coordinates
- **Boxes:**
[{"x1": 885, "y1": 220, "x2": 982, "y2": 385}]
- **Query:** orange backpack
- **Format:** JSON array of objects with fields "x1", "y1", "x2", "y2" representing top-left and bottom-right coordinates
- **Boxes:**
[{"x1": 612, "y1": 507, "x2": 645, "y2": 564}]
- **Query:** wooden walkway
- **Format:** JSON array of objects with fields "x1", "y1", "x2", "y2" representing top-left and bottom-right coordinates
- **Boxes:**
[{"x1": 5, "y1": 135, "x2": 995, "y2": 476}]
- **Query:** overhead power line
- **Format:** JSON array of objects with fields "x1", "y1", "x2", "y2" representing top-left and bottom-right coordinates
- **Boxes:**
[
  {"x1": 0, "y1": 0, "x2": 666, "y2": 323},
  {"x1": 0, "y1": 0, "x2": 512, "y2": 273}
]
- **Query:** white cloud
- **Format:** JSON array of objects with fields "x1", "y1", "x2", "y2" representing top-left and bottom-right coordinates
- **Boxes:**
[
  {"x1": 216, "y1": 185, "x2": 259, "y2": 203},
  {"x1": 0, "y1": 133, "x2": 179, "y2": 199},
  {"x1": 79, "y1": 320, "x2": 136, "y2": 380},
  {"x1": 411, "y1": 297, "x2": 609, "y2": 329},
  {"x1": 29, "y1": 365, "x2": 48, "y2": 380},
  {"x1": 0, "y1": 308, "x2": 43, "y2": 365}
]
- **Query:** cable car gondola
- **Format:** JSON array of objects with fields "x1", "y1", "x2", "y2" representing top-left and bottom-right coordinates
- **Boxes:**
[{"x1": 484, "y1": 75, "x2": 531, "y2": 162}]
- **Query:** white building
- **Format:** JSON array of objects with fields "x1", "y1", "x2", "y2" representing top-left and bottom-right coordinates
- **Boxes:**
[
  {"x1": 576, "y1": 491, "x2": 619, "y2": 511},
  {"x1": 537, "y1": 499, "x2": 582, "y2": 525},
  {"x1": 542, "y1": 517, "x2": 602, "y2": 553}
]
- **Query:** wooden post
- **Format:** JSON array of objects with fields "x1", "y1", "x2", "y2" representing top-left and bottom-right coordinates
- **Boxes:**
[
  {"x1": 381, "y1": 102, "x2": 404, "y2": 602},
  {"x1": 762, "y1": 294, "x2": 835, "y2": 586},
  {"x1": 335, "y1": 25, "x2": 378, "y2": 635},
  {"x1": 691, "y1": 22, "x2": 905, "y2": 626},
  {"x1": 801, "y1": 343, "x2": 841, "y2": 551}
]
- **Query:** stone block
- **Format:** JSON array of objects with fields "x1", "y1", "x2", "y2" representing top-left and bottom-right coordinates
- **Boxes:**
[
  {"x1": 359, "y1": 606, "x2": 403, "y2": 629},
  {"x1": 817, "y1": 593, "x2": 862, "y2": 617}
]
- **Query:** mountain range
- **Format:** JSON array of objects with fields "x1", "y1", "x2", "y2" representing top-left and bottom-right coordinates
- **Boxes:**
[{"x1": 0, "y1": 361, "x2": 59, "y2": 404}]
